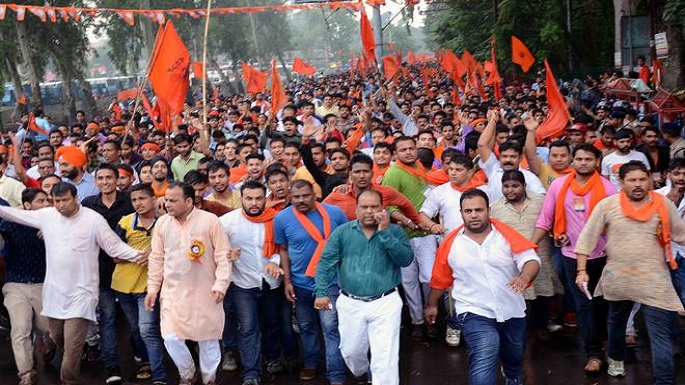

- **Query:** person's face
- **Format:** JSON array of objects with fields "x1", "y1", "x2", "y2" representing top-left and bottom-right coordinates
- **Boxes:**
[
  {"x1": 121, "y1": 144, "x2": 133, "y2": 160},
  {"x1": 291, "y1": 185, "x2": 316, "y2": 213},
  {"x1": 502, "y1": 180, "x2": 526, "y2": 203},
  {"x1": 340, "y1": 107, "x2": 350, "y2": 118},
  {"x1": 24, "y1": 191, "x2": 50, "y2": 210},
  {"x1": 585, "y1": 130, "x2": 598, "y2": 143},
  {"x1": 139, "y1": 166, "x2": 153, "y2": 184},
  {"x1": 417, "y1": 133, "x2": 435, "y2": 149},
  {"x1": 350, "y1": 162, "x2": 372, "y2": 189},
  {"x1": 238, "y1": 147, "x2": 253, "y2": 163},
  {"x1": 53, "y1": 192, "x2": 79, "y2": 217},
  {"x1": 311, "y1": 147, "x2": 326, "y2": 167},
  {"x1": 59, "y1": 161, "x2": 79, "y2": 180},
  {"x1": 197, "y1": 162, "x2": 208, "y2": 176},
  {"x1": 21, "y1": 141, "x2": 33, "y2": 156},
  {"x1": 283, "y1": 121, "x2": 298, "y2": 135},
  {"x1": 244, "y1": 139, "x2": 258, "y2": 152},
  {"x1": 175, "y1": 140, "x2": 191, "y2": 156},
  {"x1": 164, "y1": 187, "x2": 193, "y2": 218},
  {"x1": 269, "y1": 141, "x2": 284, "y2": 159},
  {"x1": 95, "y1": 169, "x2": 117, "y2": 195},
  {"x1": 37, "y1": 159, "x2": 55, "y2": 177},
  {"x1": 642, "y1": 130, "x2": 659, "y2": 147},
  {"x1": 417, "y1": 117, "x2": 429, "y2": 130},
  {"x1": 474, "y1": 121, "x2": 486, "y2": 133},
  {"x1": 267, "y1": 173, "x2": 290, "y2": 199},
  {"x1": 446, "y1": 162, "x2": 470, "y2": 185},
  {"x1": 356, "y1": 192, "x2": 383, "y2": 228},
  {"x1": 565, "y1": 130, "x2": 584, "y2": 145},
  {"x1": 101, "y1": 143, "x2": 120, "y2": 163},
  {"x1": 329, "y1": 152, "x2": 348, "y2": 172},
  {"x1": 616, "y1": 138, "x2": 632, "y2": 153},
  {"x1": 668, "y1": 167, "x2": 685, "y2": 192},
  {"x1": 370, "y1": 130, "x2": 386, "y2": 145},
  {"x1": 224, "y1": 142, "x2": 237, "y2": 160},
  {"x1": 373, "y1": 147, "x2": 392, "y2": 166},
  {"x1": 247, "y1": 158, "x2": 263, "y2": 178},
  {"x1": 572, "y1": 149, "x2": 600, "y2": 176},
  {"x1": 208, "y1": 168, "x2": 229, "y2": 193},
  {"x1": 152, "y1": 161, "x2": 168, "y2": 182},
  {"x1": 394, "y1": 140, "x2": 417, "y2": 164},
  {"x1": 116, "y1": 170, "x2": 133, "y2": 190},
  {"x1": 400, "y1": 104, "x2": 410, "y2": 115},
  {"x1": 130, "y1": 190, "x2": 155, "y2": 215},
  {"x1": 495, "y1": 132, "x2": 509, "y2": 144},
  {"x1": 152, "y1": 134, "x2": 165, "y2": 147},
  {"x1": 76, "y1": 112, "x2": 85, "y2": 122},
  {"x1": 41, "y1": 176, "x2": 60, "y2": 196},
  {"x1": 302, "y1": 105, "x2": 314, "y2": 116},
  {"x1": 548, "y1": 146, "x2": 571, "y2": 171},
  {"x1": 37, "y1": 146, "x2": 54, "y2": 160},
  {"x1": 191, "y1": 182, "x2": 207, "y2": 205},
  {"x1": 323, "y1": 96, "x2": 332, "y2": 107},
  {"x1": 241, "y1": 187, "x2": 266, "y2": 216},
  {"x1": 460, "y1": 196, "x2": 490, "y2": 234},
  {"x1": 441, "y1": 125, "x2": 455, "y2": 141},
  {"x1": 620, "y1": 169, "x2": 650, "y2": 201},
  {"x1": 283, "y1": 147, "x2": 301, "y2": 167},
  {"x1": 141, "y1": 147, "x2": 157, "y2": 161},
  {"x1": 499, "y1": 149, "x2": 521, "y2": 171}
]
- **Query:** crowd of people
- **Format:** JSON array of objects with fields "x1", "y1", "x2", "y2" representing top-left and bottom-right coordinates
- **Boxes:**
[{"x1": 0, "y1": 62, "x2": 683, "y2": 385}]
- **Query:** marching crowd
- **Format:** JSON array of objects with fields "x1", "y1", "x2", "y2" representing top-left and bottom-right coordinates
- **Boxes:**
[{"x1": 0, "y1": 64, "x2": 683, "y2": 385}]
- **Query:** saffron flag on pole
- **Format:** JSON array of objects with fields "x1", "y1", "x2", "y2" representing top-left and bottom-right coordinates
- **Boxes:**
[
  {"x1": 360, "y1": 7, "x2": 376, "y2": 62},
  {"x1": 193, "y1": 62, "x2": 204, "y2": 79},
  {"x1": 292, "y1": 57, "x2": 316, "y2": 77},
  {"x1": 511, "y1": 36, "x2": 535, "y2": 73},
  {"x1": 485, "y1": 39, "x2": 503, "y2": 100},
  {"x1": 147, "y1": 20, "x2": 190, "y2": 118},
  {"x1": 382, "y1": 56, "x2": 399, "y2": 81},
  {"x1": 27, "y1": 113, "x2": 49, "y2": 135},
  {"x1": 270, "y1": 59, "x2": 287, "y2": 116},
  {"x1": 535, "y1": 60, "x2": 570, "y2": 143},
  {"x1": 241, "y1": 62, "x2": 267, "y2": 94}
]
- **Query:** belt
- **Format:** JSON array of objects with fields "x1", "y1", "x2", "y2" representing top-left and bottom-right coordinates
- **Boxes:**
[{"x1": 340, "y1": 287, "x2": 397, "y2": 302}]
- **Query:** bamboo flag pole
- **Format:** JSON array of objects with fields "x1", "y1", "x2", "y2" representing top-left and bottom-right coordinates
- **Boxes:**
[{"x1": 201, "y1": 0, "x2": 213, "y2": 128}]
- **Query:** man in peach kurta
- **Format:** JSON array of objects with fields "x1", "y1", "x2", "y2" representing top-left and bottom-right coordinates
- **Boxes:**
[{"x1": 145, "y1": 182, "x2": 232, "y2": 385}]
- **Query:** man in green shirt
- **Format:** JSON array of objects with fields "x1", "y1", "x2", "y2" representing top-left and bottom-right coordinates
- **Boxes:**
[
  {"x1": 171, "y1": 133, "x2": 204, "y2": 181},
  {"x1": 314, "y1": 189, "x2": 412, "y2": 385}
]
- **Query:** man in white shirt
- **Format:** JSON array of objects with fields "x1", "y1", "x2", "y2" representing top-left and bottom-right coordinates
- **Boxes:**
[
  {"x1": 0, "y1": 182, "x2": 144, "y2": 385},
  {"x1": 425, "y1": 189, "x2": 540, "y2": 385},
  {"x1": 220, "y1": 181, "x2": 284, "y2": 385},
  {"x1": 601, "y1": 129, "x2": 650, "y2": 189},
  {"x1": 477, "y1": 110, "x2": 546, "y2": 201}
]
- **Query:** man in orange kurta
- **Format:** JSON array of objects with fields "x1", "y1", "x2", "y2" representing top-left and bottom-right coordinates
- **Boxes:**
[{"x1": 145, "y1": 182, "x2": 232, "y2": 385}]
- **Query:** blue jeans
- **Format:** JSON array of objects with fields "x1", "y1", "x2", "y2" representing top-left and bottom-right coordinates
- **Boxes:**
[
  {"x1": 670, "y1": 253, "x2": 685, "y2": 306},
  {"x1": 228, "y1": 283, "x2": 282, "y2": 381},
  {"x1": 292, "y1": 285, "x2": 346, "y2": 383},
  {"x1": 457, "y1": 312, "x2": 526, "y2": 385},
  {"x1": 607, "y1": 301, "x2": 677, "y2": 385},
  {"x1": 222, "y1": 289, "x2": 238, "y2": 353},
  {"x1": 98, "y1": 288, "x2": 119, "y2": 368},
  {"x1": 281, "y1": 298, "x2": 299, "y2": 359},
  {"x1": 563, "y1": 256, "x2": 608, "y2": 359},
  {"x1": 551, "y1": 245, "x2": 576, "y2": 313},
  {"x1": 115, "y1": 291, "x2": 167, "y2": 382}
]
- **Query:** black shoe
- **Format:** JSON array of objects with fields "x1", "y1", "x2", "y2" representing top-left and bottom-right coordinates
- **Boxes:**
[
  {"x1": 354, "y1": 372, "x2": 369, "y2": 385},
  {"x1": 105, "y1": 365, "x2": 122, "y2": 385},
  {"x1": 84, "y1": 344, "x2": 101, "y2": 362}
]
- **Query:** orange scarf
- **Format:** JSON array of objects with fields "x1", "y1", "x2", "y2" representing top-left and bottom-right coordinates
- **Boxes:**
[
  {"x1": 432, "y1": 219, "x2": 539, "y2": 289},
  {"x1": 395, "y1": 160, "x2": 428, "y2": 180},
  {"x1": 242, "y1": 207, "x2": 278, "y2": 258},
  {"x1": 293, "y1": 202, "x2": 332, "y2": 277},
  {"x1": 450, "y1": 179, "x2": 485, "y2": 192},
  {"x1": 593, "y1": 138, "x2": 614, "y2": 151},
  {"x1": 619, "y1": 190, "x2": 676, "y2": 270},
  {"x1": 553, "y1": 171, "x2": 606, "y2": 239},
  {"x1": 554, "y1": 166, "x2": 574, "y2": 175},
  {"x1": 373, "y1": 164, "x2": 390, "y2": 185}
]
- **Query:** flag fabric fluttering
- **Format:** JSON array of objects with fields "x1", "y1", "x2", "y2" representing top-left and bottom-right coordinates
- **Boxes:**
[
  {"x1": 485, "y1": 39, "x2": 503, "y2": 100},
  {"x1": 511, "y1": 36, "x2": 535, "y2": 73},
  {"x1": 292, "y1": 57, "x2": 316, "y2": 77},
  {"x1": 360, "y1": 7, "x2": 376, "y2": 62},
  {"x1": 270, "y1": 59, "x2": 287, "y2": 116},
  {"x1": 193, "y1": 62, "x2": 204, "y2": 79},
  {"x1": 147, "y1": 20, "x2": 190, "y2": 119},
  {"x1": 382, "y1": 56, "x2": 399, "y2": 81},
  {"x1": 535, "y1": 60, "x2": 570, "y2": 143},
  {"x1": 241, "y1": 62, "x2": 267, "y2": 94}
]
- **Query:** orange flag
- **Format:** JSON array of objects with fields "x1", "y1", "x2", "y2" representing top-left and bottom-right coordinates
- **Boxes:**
[
  {"x1": 461, "y1": 50, "x2": 479, "y2": 74},
  {"x1": 360, "y1": 7, "x2": 376, "y2": 62},
  {"x1": 651, "y1": 58, "x2": 663, "y2": 88},
  {"x1": 109, "y1": 101, "x2": 123, "y2": 121},
  {"x1": 241, "y1": 62, "x2": 267, "y2": 94},
  {"x1": 148, "y1": 20, "x2": 190, "y2": 118},
  {"x1": 511, "y1": 36, "x2": 535, "y2": 73},
  {"x1": 292, "y1": 57, "x2": 316, "y2": 77},
  {"x1": 117, "y1": 88, "x2": 138, "y2": 100},
  {"x1": 27, "y1": 113, "x2": 49, "y2": 135},
  {"x1": 193, "y1": 62, "x2": 204, "y2": 79},
  {"x1": 382, "y1": 56, "x2": 399, "y2": 81},
  {"x1": 387, "y1": 42, "x2": 394, "y2": 52},
  {"x1": 485, "y1": 39, "x2": 503, "y2": 100},
  {"x1": 140, "y1": 91, "x2": 161, "y2": 129},
  {"x1": 535, "y1": 60, "x2": 570, "y2": 143},
  {"x1": 407, "y1": 51, "x2": 416, "y2": 64},
  {"x1": 270, "y1": 59, "x2": 287, "y2": 116},
  {"x1": 17, "y1": 94, "x2": 26, "y2": 105}
]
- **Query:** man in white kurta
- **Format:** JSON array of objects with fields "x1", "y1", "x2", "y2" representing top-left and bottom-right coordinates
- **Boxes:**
[
  {"x1": 145, "y1": 182, "x2": 232, "y2": 385},
  {"x1": 0, "y1": 182, "x2": 142, "y2": 385}
]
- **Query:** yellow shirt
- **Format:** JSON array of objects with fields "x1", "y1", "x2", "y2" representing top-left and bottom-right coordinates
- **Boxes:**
[
  {"x1": 111, "y1": 213, "x2": 155, "y2": 294},
  {"x1": 206, "y1": 189, "x2": 241, "y2": 210},
  {"x1": 538, "y1": 163, "x2": 569, "y2": 190}
]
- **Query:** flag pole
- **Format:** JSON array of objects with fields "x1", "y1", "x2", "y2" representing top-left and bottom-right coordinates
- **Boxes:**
[{"x1": 201, "y1": 0, "x2": 213, "y2": 128}]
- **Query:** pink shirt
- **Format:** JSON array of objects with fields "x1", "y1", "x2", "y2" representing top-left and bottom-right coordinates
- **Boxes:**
[{"x1": 535, "y1": 174, "x2": 617, "y2": 259}]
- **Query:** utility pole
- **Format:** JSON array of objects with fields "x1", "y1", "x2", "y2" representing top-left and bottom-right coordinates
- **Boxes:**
[{"x1": 372, "y1": 5, "x2": 384, "y2": 72}]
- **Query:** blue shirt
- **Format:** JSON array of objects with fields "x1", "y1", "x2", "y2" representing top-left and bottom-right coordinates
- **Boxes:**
[
  {"x1": 0, "y1": 220, "x2": 46, "y2": 283},
  {"x1": 274, "y1": 204, "x2": 348, "y2": 291},
  {"x1": 65, "y1": 172, "x2": 99, "y2": 202}
]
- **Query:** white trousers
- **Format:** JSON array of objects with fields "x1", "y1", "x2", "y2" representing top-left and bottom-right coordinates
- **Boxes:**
[
  {"x1": 163, "y1": 335, "x2": 220, "y2": 384},
  {"x1": 626, "y1": 303, "x2": 642, "y2": 336},
  {"x1": 337, "y1": 290, "x2": 402, "y2": 385},
  {"x1": 402, "y1": 235, "x2": 437, "y2": 323}
]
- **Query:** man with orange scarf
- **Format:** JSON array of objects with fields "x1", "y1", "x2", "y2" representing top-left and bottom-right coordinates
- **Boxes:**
[
  {"x1": 575, "y1": 161, "x2": 685, "y2": 382},
  {"x1": 532, "y1": 143, "x2": 616, "y2": 373},
  {"x1": 425, "y1": 188, "x2": 540, "y2": 385},
  {"x1": 274, "y1": 180, "x2": 348, "y2": 384},
  {"x1": 220, "y1": 181, "x2": 284, "y2": 385}
]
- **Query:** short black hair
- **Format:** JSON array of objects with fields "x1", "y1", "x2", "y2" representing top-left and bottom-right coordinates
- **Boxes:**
[
  {"x1": 444, "y1": 153, "x2": 472, "y2": 168},
  {"x1": 501, "y1": 170, "x2": 526, "y2": 184},
  {"x1": 498, "y1": 140, "x2": 523, "y2": 155},
  {"x1": 265, "y1": 167, "x2": 289, "y2": 183},
  {"x1": 668, "y1": 158, "x2": 685, "y2": 172},
  {"x1": 459, "y1": 188, "x2": 489, "y2": 208},
  {"x1": 103, "y1": 139, "x2": 121, "y2": 151},
  {"x1": 130, "y1": 183, "x2": 155, "y2": 197},
  {"x1": 548, "y1": 140, "x2": 571, "y2": 154},
  {"x1": 173, "y1": 133, "x2": 191, "y2": 145},
  {"x1": 291, "y1": 179, "x2": 314, "y2": 191},
  {"x1": 328, "y1": 148, "x2": 350, "y2": 161},
  {"x1": 22, "y1": 188, "x2": 47, "y2": 205},
  {"x1": 572, "y1": 143, "x2": 602, "y2": 159},
  {"x1": 95, "y1": 162, "x2": 119, "y2": 179},
  {"x1": 207, "y1": 160, "x2": 230, "y2": 175},
  {"x1": 183, "y1": 170, "x2": 208, "y2": 186},
  {"x1": 51, "y1": 182, "x2": 77, "y2": 198},
  {"x1": 392, "y1": 136, "x2": 415, "y2": 153},
  {"x1": 350, "y1": 153, "x2": 374, "y2": 169},
  {"x1": 245, "y1": 153, "x2": 265, "y2": 163},
  {"x1": 662, "y1": 123, "x2": 681, "y2": 138},
  {"x1": 618, "y1": 160, "x2": 650, "y2": 179},
  {"x1": 240, "y1": 180, "x2": 267, "y2": 195},
  {"x1": 167, "y1": 181, "x2": 195, "y2": 200}
]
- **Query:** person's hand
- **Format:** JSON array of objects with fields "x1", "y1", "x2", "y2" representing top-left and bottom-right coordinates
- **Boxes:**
[
  {"x1": 264, "y1": 262, "x2": 284, "y2": 279},
  {"x1": 429, "y1": 223, "x2": 446, "y2": 234},
  {"x1": 212, "y1": 290, "x2": 225, "y2": 304},
  {"x1": 508, "y1": 274, "x2": 531, "y2": 293},
  {"x1": 136, "y1": 249, "x2": 150, "y2": 265},
  {"x1": 156, "y1": 197, "x2": 167, "y2": 214},
  {"x1": 228, "y1": 248, "x2": 241, "y2": 262},
  {"x1": 331, "y1": 183, "x2": 350, "y2": 195},
  {"x1": 522, "y1": 114, "x2": 539, "y2": 132},
  {"x1": 314, "y1": 297, "x2": 332, "y2": 311},
  {"x1": 458, "y1": 111, "x2": 470, "y2": 126},
  {"x1": 266, "y1": 198, "x2": 286, "y2": 208},
  {"x1": 666, "y1": 184, "x2": 685, "y2": 205},
  {"x1": 36, "y1": 230, "x2": 44, "y2": 240},
  {"x1": 575, "y1": 271, "x2": 589, "y2": 291},
  {"x1": 555, "y1": 234, "x2": 570, "y2": 246},
  {"x1": 486, "y1": 109, "x2": 499, "y2": 123},
  {"x1": 374, "y1": 210, "x2": 390, "y2": 231},
  {"x1": 284, "y1": 281, "x2": 296, "y2": 303},
  {"x1": 144, "y1": 292, "x2": 158, "y2": 312},
  {"x1": 424, "y1": 305, "x2": 438, "y2": 325}
]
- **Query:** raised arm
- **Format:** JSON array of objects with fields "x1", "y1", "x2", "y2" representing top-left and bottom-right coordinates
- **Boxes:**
[
  {"x1": 477, "y1": 109, "x2": 499, "y2": 163},
  {"x1": 523, "y1": 115, "x2": 543, "y2": 176}
]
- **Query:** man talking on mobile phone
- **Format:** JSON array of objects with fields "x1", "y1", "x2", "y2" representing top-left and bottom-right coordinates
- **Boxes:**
[{"x1": 314, "y1": 190, "x2": 413, "y2": 385}]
